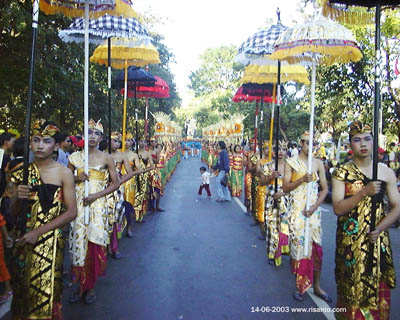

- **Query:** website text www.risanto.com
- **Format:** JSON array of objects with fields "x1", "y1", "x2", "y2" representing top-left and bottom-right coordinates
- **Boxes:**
[{"x1": 250, "y1": 306, "x2": 347, "y2": 313}]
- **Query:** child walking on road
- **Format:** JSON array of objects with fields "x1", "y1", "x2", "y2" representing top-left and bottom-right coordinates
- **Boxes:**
[{"x1": 198, "y1": 167, "x2": 212, "y2": 198}]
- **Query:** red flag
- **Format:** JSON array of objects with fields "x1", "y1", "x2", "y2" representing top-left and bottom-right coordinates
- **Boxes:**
[{"x1": 395, "y1": 58, "x2": 399, "y2": 76}]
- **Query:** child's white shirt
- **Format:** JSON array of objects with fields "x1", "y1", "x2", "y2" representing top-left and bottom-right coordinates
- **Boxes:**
[{"x1": 201, "y1": 171, "x2": 211, "y2": 185}]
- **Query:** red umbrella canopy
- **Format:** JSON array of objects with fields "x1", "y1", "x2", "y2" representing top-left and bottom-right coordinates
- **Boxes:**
[
  {"x1": 121, "y1": 76, "x2": 170, "y2": 98},
  {"x1": 232, "y1": 85, "x2": 274, "y2": 103}
]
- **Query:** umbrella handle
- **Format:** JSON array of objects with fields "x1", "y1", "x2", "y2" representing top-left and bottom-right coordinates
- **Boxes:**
[
  {"x1": 122, "y1": 61, "x2": 128, "y2": 152},
  {"x1": 84, "y1": 2, "x2": 89, "y2": 226}
]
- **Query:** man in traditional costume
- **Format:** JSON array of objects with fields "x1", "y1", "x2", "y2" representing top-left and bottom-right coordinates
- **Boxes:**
[
  {"x1": 9, "y1": 119, "x2": 77, "y2": 319},
  {"x1": 283, "y1": 131, "x2": 329, "y2": 302},
  {"x1": 244, "y1": 138, "x2": 258, "y2": 215},
  {"x1": 68, "y1": 120, "x2": 119, "y2": 304},
  {"x1": 264, "y1": 141, "x2": 290, "y2": 266},
  {"x1": 332, "y1": 121, "x2": 399, "y2": 319},
  {"x1": 149, "y1": 142, "x2": 165, "y2": 212},
  {"x1": 134, "y1": 138, "x2": 154, "y2": 223},
  {"x1": 108, "y1": 132, "x2": 141, "y2": 257}
]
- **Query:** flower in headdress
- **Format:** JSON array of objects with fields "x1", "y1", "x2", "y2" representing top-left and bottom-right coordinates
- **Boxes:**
[
  {"x1": 88, "y1": 119, "x2": 103, "y2": 133},
  {"x1": 343, "y1": 217, "x2": 359, "y2": 235}
]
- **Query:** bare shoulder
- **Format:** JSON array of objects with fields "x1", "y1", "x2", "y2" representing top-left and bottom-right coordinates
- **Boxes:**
[
  {"x1": 379, "y1": 163, "x2": 396, "y2": 181},
  {"x1": 58, "y1": 165, "x2": 74, "y2": 181}
]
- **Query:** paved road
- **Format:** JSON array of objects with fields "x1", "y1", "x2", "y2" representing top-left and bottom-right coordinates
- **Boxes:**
[{"x1": 2, "y1": 156, "x2": 399, "y2": 319}]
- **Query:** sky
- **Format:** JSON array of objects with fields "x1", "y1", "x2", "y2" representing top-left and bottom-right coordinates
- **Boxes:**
[{"x1": 134, "y1": 0, "x2": 311, "y2": 107}]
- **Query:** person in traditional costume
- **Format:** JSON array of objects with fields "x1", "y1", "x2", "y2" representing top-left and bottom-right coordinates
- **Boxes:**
[
  {"x1": 68, "y1": 119, "x2": 119, "y2": 304},
  {"x1": 108, "y1": 132, "x2": 142, "y2": 258},
  {"x1": 149, "y1": 142, "x2": 165, "y2": 212},
  {"x1": 244, "y1": 139, "x2": 258, "y2": 215},
  {"x1": 332, "y1": 121, "x2": 400, "y2": 319},
  {"x1": 134, "y1": 138, "x2": 154, "y2": 222},
  {"x1": 282, "y1": 131, "x2": 330, "y2": 302},
  {"x1": 9, "y1": 119, "x2": 77, "y2": 319},
  {"x1": 264, "y1": 141, "x2": 289, "y2": 266},
  {"x1": 0, "y1": 212, "x2": 12, "y2": 304},
  {"x1": 230, "y1": 145, "x2": 244, "y2": 197}
]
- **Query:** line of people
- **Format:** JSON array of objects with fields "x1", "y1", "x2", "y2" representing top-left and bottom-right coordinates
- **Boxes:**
[
  {"x1": 0, "y1": 119, "x2": 182, "y2": 319},
  {"x1": 201, "y1": 121, "x2": 399, "y2": 319}
]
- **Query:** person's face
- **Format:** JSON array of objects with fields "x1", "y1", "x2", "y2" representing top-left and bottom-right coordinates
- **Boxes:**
[
  {"x1": 62, "y1": 137, "x2": 72, "y2": 151},
  {"x1": 350, "y1": 133, "x2": 373, "y2": 158},
  {"x1": 278, "y1": 147, "x2": 287, "y2": 159},
  {"x1": 156, "y1": 145, "x2": 162, "y2": 153},
  {"x1": 111, "y1": 138, "x2": 121, "y2": 151},
  {"x1": 5, "y1": 137, "x2": 15, "y2": 151},
  {"x1": 88, "y1": 129, "x2": 103, "y2": 147},
  {"x1": 139, "y1": 139, "x2": 146, "y2": 149},
  {"x1": 301, "y1": 140, "x2": 310, "y2": 156},
  {"x1": 235, "y1": 146, "x2": 242, "y2": 153},
  {"x1": 249, "y1": 141, "x2": 255, "y2": 150},
  {"x1": 31, "y1": 135, "x2": 58, "y2": 160},
  {"x1": 125, "y1": 139, "x2": 133, "y2": 149}
]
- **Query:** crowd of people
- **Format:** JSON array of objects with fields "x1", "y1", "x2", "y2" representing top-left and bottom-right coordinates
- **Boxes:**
[
  {"x1": 0, "y1": 119, "x2": 182, "y2": 319},
  {"x1": 201, "y1": 121, "x2": 400, "y2": 319}
]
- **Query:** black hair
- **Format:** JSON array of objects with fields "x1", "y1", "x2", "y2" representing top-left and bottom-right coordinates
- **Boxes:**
[
  {"x1": 99, "y1": 139, "x2": 108, "y2": 151},
  {"x1": 396, "y1": 168, "x2": 400, "y2": 179},
  {"x1": 0, "y1": 132, "x2": 16, "y2": 147},
  {"x1": 12, "y1": 136, "x2": 25, "y2": 157},
  {"x1": 218, "y1": 141, "x2": 226, "y2": 150},
  {"x1": 233, "y1": 144, "x2": 241, "y2": 153},
  {"x1": 58, "y1": 133, "x2": 69, "y2": 143},
  {"x1": 200, "y1": 166, "x2": 206, "y2": 172}
]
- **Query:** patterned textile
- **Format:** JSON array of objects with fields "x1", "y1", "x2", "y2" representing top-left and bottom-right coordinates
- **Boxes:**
[
  {"x1": 134, "y1": 155, "x2": 149, "y2": 222},
  {"x1": 332, "y1": 162, "x2": 395, "y2": 315},
  {"x1": 231, "y1": 155, "x2": 244, "y2": 197},
  {"x1": 10, "y1": 164, "x2": 64, "y2": 319},
  {"x1": 59, "y1": 14, "x2": 151, "y2": 44},
  {"x1": 68, "y1": 151, "x2": 110, "y2": 267},
  {"x1": 265, "y1": 177, "x2": 289, "y2": 266},
  {"x1": 286, "y1": 157, "x2": 322, "y2": 294},
  {"x1": 0, "y1": 214, "x2": 10, "y2": 282},
  {"x1": 255, "y1": 159, "x2": 272, "y2": 223}
]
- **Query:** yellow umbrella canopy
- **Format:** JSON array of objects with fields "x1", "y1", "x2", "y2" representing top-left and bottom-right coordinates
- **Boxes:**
[
  {"x1": 270, "y1": 14, "x2": 363, "y2": 65},
  {"x1": 39, "y1": 0, "x2": 139, "y2": 18},
  {"x1": 241, "y1": 63, "x2": 310, "y2": 86},
  {"x1": 90, "y1": 37, "x2": 160, "y2": 68}
]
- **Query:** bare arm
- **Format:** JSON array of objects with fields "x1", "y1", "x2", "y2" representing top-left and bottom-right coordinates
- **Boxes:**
[
  {"x1": 120, "y1": 154, "x2": 142, "y2": 185},
  {"x1": 309, "y1": 160, "x2": 328, "y2": 213},
  {"x1": 15, "y1": 168, "x2": 77, "y2": 246},
  {"x1": 282, "y1": 162, "x2": 310, "y2": 193}
]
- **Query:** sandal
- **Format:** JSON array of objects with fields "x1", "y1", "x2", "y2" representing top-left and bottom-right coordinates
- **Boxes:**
[
  {"x1": 68, "y1": 291, "x2": 82, "y2": 304},
  {"x1": 0, "y1": 291, "x2": 13, "y2": 304},
  {"x1": 293, "y1": 290, "x2": 304, "y2": 301},
  {"x1": 314, "y1": 291, "x2": 333, "y2": 303},
  {"x1": 84, "y1": 293, "x2": 96, "y2": 304}
]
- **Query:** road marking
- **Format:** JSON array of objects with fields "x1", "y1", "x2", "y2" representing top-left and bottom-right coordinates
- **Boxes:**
[{"x1": 232, "y1": 196, "x2": 333, "y2": 320}]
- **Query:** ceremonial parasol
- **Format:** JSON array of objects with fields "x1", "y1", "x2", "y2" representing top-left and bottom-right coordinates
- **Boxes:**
[
  {"x1": 270, "y1": 13, "x2": 363, "y2": 256},
  {"x1": 114, "y1": 66, "x2": 156, "y2": 152},
  {"x1": 22, "y1": 0, "x2": 129, "y2": 231},
  {"x1": 90, "y1": 37, "x2": 159, "y2": 152},
  {"x1": 122, "y1": 75, "x2": 170, "y2": 137},
  {"x1": 322, "y1": 0, "x2": 400, "y2": 272}
]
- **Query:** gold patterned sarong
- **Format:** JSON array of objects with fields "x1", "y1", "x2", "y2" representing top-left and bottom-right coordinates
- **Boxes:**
[
  {"x1": 333, "y1": 162, "x2": 395, "y2": 319},
  {"x1": 10, "y1": 163, "x2": 65, "y2": 319}
]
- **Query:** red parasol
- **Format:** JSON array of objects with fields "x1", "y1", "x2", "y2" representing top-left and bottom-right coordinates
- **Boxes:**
[
  {"x1": 121, "y1": 76, "x2": 170, "y2": 98},
  {"x1": 232, "y1": 85, "x2": 274, "y2": 103}
]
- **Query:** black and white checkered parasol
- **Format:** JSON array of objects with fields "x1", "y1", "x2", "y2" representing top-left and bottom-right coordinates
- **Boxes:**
[{"x1": 59, "y1": 14, "x2": 151, "y2": 44}]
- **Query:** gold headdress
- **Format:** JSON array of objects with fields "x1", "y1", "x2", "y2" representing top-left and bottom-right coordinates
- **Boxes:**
[
  {"x1": 111, "y1": 131, "x2": 122, "y2": 141},
  {"x1": 88, "y1": 119, "x2": 103, "y2": 133},
  {"x1": 300, "y1": 131, "x2": 310, "y2": 141},
  {"x1": 32, "y1": 119, "x2": 59, "y2": 137},
  {"x1": 349, "y1": 121, "x2": 372, "y2": 137},
  {"x1": 126, "y1": 132, "x2": 134, "y2": 140},
  {"x1": 279, "y1": 140, "x2": 288, "y2": 148}
]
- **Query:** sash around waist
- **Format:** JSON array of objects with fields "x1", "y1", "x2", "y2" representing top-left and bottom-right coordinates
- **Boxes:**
[{"x1": 77, "y1": 168, "x2": 106, "y2": 181}]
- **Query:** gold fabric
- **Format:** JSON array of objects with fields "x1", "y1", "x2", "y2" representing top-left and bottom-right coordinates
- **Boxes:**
[
  {"x1": 134, "y1": 155, "x2": 149, "y2": 222},
  {"x1": 286, "y1": 157, "x2": 322, "y2": 261},
  {"x1": 10, "y1": 163, "x2": 64, "y2": 319},
  {"x1": 31, "y1": 119, "x2": 59, "y2": 137},
  {"x1": 332, "y1": 162, "x2": 395, "y2": 310},
  {"x1": 256, "y1": 159, "x2": 272, "y2": 223},
  {"x1": 123, "y1": 161, "x2": 136, "y2": 206},
  {"x1": 69, "y1": 151, "x2": 110, "y2": 267}
]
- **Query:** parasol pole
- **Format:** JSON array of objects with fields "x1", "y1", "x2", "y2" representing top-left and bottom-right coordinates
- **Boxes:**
[
  {"x1": 269, "y1": 84, "x2": 277, "y2": 161},
  {"x1": 259, "y1": 88, "x2": 264, "y2": 158},
  {"x1": 144, "y1": 66, "x2": 149, "y2": 138},
  {"x1": 135, "y1": 83, "x2": 139, "y2": 153},
  {"x1": 304, "y1": 55, "x2": 317, "y2": 257},
  {"x1": 274, "y1": 61, "x2": 281, "y2": 201},
  {"x1": 84, "y1": 1, "x2": 90, "y2": 226},
  {"x1": 21, "y1": 0, "x2": 39, "y2": 234},
  {"x1": 107, "y1": 37, "x2": 112, "y2": 154},
  {"x1": 368, "y1": 3, "x2": 382, "y2": 273},
  {"x1": 122, "y1": 60, "x2": 128, "y2": 152},
  {"x1": 254, "y1": 100, "x2": 259, "y2": 153}
]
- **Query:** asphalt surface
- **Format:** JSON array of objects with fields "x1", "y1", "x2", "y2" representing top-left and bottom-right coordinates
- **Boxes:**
[{"x1": 1, "y1": 155, "x2": 399, "y2": 320}]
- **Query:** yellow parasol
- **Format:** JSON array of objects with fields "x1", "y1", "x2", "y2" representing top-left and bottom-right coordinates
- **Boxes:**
[{"x1": 91, "y1": 37, "x2": 160, "y2": 152}]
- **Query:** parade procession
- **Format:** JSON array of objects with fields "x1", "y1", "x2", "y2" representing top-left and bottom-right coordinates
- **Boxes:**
[{"x1": 1, "y1": 0, "x2": 400, "y2": 319}]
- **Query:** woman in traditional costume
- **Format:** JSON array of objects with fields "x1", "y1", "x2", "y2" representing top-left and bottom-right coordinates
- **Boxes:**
[{"x1": 231, "y1": 145, "x2": 244, "y2": 197}]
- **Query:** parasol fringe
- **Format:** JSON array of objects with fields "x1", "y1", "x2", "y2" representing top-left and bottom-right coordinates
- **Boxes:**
[
  {"x1": 271, "y1": 44, "x2": 363, "y2": 66},
  {"x1": 40, "y1": 0, "x2": 139, "y2": 19},
  {"x1": 321, "y1": 0, "x2": 374, "y2": 25}
]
